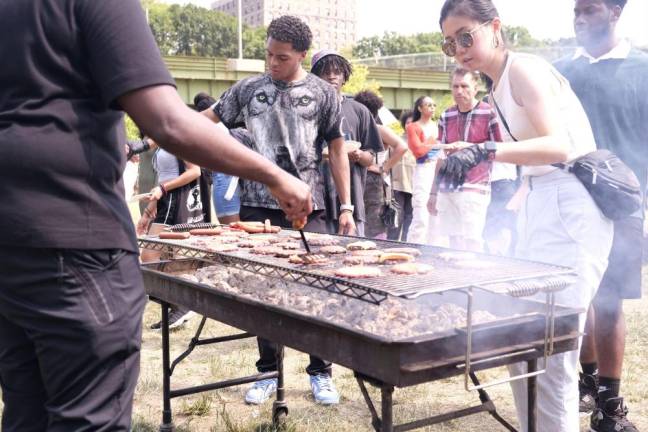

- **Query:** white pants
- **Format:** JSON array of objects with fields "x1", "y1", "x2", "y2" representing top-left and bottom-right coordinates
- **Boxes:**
[
  {"x1": 407, "y1": 161, "x2": 437, "y2": 244},
  {"x1": 436, "y1": 190, "x2": 491, "y2": 246},
  {"x1": 509, "y1": 170, "x2": 613, "y2": 432}
]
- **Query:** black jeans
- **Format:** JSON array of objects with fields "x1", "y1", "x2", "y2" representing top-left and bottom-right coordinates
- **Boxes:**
[
  {"x1": 387, "y1": 190, "x2": 413, "y2": 241},
  {"x1": 0, "y1": 247, "x2": 146, "y2": 432},
  {"x1": 239, "y1": 206, "x2": 333, "y2": 376}
]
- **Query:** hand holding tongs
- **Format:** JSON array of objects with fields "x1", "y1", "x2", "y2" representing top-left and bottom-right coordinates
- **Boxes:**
[{"x1": 292, "y1": 217, "x2": 311, "y2": 253}]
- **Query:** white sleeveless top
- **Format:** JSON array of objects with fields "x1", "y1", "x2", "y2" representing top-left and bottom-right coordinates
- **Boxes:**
[{"x1": 491, "y1": 52, "x2": 596, "y2": 177}]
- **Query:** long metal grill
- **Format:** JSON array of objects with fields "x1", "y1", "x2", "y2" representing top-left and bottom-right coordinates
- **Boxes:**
[{"x1": 139, "y1": 227, "x2": 575, "y2": 303}]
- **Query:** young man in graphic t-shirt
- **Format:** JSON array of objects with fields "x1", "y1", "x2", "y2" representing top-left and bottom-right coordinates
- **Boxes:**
[{"x1": 204, "y1": 15, "x2": 354, "y2": 406}]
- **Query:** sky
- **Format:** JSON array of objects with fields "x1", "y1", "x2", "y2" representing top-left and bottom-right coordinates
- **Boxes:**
[{"x1": 174, "y1": 0, "x2": 648, "y2": 47}]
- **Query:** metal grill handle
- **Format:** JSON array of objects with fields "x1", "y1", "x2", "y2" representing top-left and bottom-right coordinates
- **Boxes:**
[
  {"x1": 168, "y1": 222, "x2": 222, "y2": 232},
  {"x1": 507, "y1": 275, "x2": 575, "y2": 297},
  {"x1": 463, "y1": 287, "x2": 558, "y2": 392}
]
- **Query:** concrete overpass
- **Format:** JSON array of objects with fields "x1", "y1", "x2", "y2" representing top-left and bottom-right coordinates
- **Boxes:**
[{"x1": 163, "y1": 56, "x2": 452, "y2": 111}]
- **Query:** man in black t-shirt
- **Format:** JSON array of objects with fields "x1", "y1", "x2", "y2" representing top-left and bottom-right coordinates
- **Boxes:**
[
  {"x1": 0, "y1": 2, "x2": 312, "y2": 430},
  {"x1": 310, "y1": 50, "x2": 384, "y2": 236}
]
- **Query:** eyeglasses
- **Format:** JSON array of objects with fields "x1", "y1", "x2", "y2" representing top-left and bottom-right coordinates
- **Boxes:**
[{"x1": 442, "y1": 20, "x2": 493, "y2": 57}]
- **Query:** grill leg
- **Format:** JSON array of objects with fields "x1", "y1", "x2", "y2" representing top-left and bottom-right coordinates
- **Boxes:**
[
  {"x1": 272, "y1": 344, "x2": 288, "y2": 426},
  {"x1": 159, "y1": 302, "x2": 175, "y2": 432},
  {"x1": 355, "y1": 376, "x2": 382, "y2": 431},
  {"x1": 527, "y1": 359, "x2": 538, "y2": 432},
  {"x1": 381, "y1": 385, "x2": 394, "y2": 432},
  {"x1": 470, "y1": 373, "x2": 517, "y2": 432}
]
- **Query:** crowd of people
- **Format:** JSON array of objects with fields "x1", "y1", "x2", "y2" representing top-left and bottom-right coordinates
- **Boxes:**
[{"x1": 0, "y1": 0, "x2": 645, "y2": 431}]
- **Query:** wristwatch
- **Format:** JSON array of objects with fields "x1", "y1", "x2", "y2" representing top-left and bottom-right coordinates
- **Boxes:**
[
  {"x1": 340, "y1": 204, "x2": 355, "y2": 214},
  {"x1": 484, "y1": 141, "x2": 497, "y2": 161}
]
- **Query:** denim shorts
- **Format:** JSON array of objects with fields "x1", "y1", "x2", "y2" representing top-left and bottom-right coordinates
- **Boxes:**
[{"x1": 212, "y1": 172, "x2": 240, "y2": 217}]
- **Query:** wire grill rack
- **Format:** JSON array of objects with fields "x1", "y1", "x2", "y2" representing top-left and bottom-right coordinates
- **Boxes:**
[{"x1": 139, "y1": 229, "x2": 575, "y2": 304}]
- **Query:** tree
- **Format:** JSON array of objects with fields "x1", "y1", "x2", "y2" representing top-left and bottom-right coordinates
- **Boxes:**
[
  {"x1": 503, "y1": 25, "x2": 545, "y2": 48},
  {"x1": 352, "y1": 31, "x2": 445, "y2": 58},
  {"x1": 352, "y1": 26, "x2": 547, "y2": 59},
  {"x1": 142, "y1": 1, "x2": 266, "y2": 59},
  {"x1": 342, "y1": 64, "x2": 380, "y2": 96}
]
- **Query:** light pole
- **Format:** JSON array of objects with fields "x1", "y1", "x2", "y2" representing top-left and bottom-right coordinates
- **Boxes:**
[{"x1": 237, "y1": 0, "x2": 243, "y2": 59}]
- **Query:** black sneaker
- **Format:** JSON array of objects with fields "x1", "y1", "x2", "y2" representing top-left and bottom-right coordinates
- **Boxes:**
[
  {"x1": 150, "y1": 307, "x2": 194, "y2": 330},
  {"x1": 580, "y1": 372, "x2": 599, "y2": 414},
  {"x1": 590, "y1": 397, "x2": 638, "y2": 432}
]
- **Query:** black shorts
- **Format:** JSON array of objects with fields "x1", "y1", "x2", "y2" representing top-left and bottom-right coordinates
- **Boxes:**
[
  {"x1": 596, "y1": 216, "x2": 644, "y2": 301},
  {"x1": 154, "y1": 190, "x2": 180, "y2": 225}
]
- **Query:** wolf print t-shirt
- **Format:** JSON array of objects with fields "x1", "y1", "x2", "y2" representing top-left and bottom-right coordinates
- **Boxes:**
[{"x1": 214, "y1": 73, "x2": 342, "y2": 210}]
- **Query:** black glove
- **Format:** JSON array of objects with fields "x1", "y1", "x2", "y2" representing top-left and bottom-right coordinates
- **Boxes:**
[
  {"x1": 438, "y1": 144, "x2": 488, "y2": 189},
  {"x1": 126, "y1": 138, "x2": 150, "y2": 161}
]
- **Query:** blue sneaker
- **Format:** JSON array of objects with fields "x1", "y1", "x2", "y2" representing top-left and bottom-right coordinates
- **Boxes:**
[
  {"x1": 310, "y1": 374, "x2": 340, "y2": 405},
  {"x1": 244, "y1": 378, "x2": 277, "y2": 405}
]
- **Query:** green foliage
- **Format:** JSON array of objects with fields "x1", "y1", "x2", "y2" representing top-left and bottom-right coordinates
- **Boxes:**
[
  {"x1": 342, "y1": 64, "x2": 380, "y2": 96},
  {"x1": 124, "y1": 115, "x2": 140, "y2": 141},
  {"x1": 352, "y1": 26, "x2": 546, "y2": 58},
  {"x1": 503, "y1": 25, "x2": 545, "y2": 48},
  {"x1": 352, "y1": 31, "x2": 445, "y2": 58},
  {"x1": 388, "y1": 122, "x2": 404, "y2": 136},
  {"x1": 142, "y1": 0, "x2": 266, "y2": 59}
]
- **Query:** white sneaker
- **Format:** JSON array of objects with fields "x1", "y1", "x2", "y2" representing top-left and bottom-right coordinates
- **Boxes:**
[
  {"x1": 244, "y1": 378, "x2": 278, "y2": 405},
  {"x1": 310, "y1": 374, "x2": 340, "y2": 405}
]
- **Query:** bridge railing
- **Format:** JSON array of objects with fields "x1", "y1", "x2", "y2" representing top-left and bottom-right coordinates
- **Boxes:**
[{"x1": 352, "y1": 47, "x2": 578, "y2": 71}]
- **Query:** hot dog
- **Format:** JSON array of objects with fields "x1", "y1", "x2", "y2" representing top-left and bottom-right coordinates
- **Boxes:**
[
  {"x1": 159, "y1": 231, "x2": 191, "y2": 240},
  {"x1": 189, "y1": 228, "x2": 222, "y2": 236}
]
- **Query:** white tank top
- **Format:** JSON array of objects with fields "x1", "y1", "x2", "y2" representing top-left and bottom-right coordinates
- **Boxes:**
[{"x1": 491, "y1": 52, "x2": 596, "y2": 177}]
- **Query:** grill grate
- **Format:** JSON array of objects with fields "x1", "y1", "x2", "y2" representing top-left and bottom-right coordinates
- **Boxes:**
[{"x1": 138, "y1": 230, "x2": 575, "y2": 304}]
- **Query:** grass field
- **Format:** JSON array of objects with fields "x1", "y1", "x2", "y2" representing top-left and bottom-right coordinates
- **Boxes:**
[{"x1": 1, "y1": 261, "x2": 646, "y2": 431}]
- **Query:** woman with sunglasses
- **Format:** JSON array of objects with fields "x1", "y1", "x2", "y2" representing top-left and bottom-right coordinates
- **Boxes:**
[
  {"x1": 405, "y1": 96, "x2": 441, "y2": 244},
  {"x1": 439, "y1": 1, "x2": 613, "y2": 431}
]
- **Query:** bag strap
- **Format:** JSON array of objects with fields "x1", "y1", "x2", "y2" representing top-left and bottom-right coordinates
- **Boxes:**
[{"x1": 489, "y1": 90, "x2": 518, "y2": 142}]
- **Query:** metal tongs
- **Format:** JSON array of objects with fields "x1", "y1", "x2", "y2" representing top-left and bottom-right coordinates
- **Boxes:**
[
  {"x1": 291, "y1": 217, "x2": 310, "y2": 252},
  {"x1": 292, "y1": 218, "x2": 326, "y2": 264}
]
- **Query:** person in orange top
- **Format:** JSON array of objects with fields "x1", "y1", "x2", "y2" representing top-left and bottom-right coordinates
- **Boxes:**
[{"x1": 405, "y1": 96, "x2": 441, "y2": 244}]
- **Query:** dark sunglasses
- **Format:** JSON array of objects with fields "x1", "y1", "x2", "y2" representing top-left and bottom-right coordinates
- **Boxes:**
[{"x1": 442, "y1": 20, "x2": 492, "y2": 57}]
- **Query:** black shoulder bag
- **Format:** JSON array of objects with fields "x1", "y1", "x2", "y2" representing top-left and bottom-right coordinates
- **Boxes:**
[
  {"x1": 490, "y1": 92, "x2": 642, "y2": 220},
  {"x1": 378, "y1": 153, "x2": 400, "y2": 229}
]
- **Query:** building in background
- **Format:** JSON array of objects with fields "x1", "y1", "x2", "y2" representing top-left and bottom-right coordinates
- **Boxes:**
[{"x1": 212, "y1": 0, "x2": 357, "y2": 52}]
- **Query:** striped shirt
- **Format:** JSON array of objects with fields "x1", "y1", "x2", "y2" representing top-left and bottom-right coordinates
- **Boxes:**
[{"x1": 438, "y1": 101, "x2": 502, "y2": 190}]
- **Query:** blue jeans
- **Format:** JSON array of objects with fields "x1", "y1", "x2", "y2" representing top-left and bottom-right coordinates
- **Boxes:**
[{"x1": 212, "y1": 172, "x2": 240, "y2": 217}]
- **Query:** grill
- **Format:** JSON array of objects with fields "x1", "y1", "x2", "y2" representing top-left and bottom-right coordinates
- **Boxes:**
[
  {"x1": 139, "y1": 229, "x2": 581, "y2": 432},
  {"x1": 139, "y1": 228, "x2": 574, "y2": 301}
]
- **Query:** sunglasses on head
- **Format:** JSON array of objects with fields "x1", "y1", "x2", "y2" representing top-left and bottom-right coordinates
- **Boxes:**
[{"x1": 442, "y1": 20, "x2": 493, "y2": 57}]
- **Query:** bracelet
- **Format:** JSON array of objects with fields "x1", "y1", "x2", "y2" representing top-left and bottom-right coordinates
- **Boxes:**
[
  {"x1": 339, "y1": 203, "x2": 355, "y2": 213},
  {"x1": 339, "y1": 209, "x2": 354, "y2": 215},
  {"x1": 158, "y1": 183, "x2": 168, "y2": 196}
]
